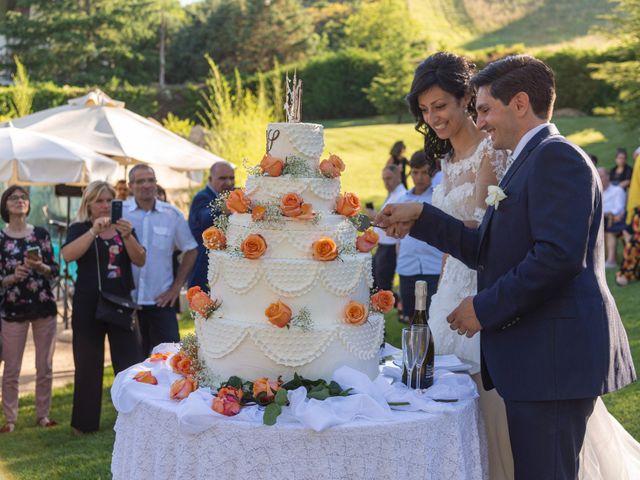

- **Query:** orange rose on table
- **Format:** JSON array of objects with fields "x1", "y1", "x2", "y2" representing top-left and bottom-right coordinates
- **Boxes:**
[
  {"x1": 356, "y1": 229, "x2": 379, "y2": 253},
  {"x1": 252, "y1": 205, "x2": 267, "y2": 222},
  {"x1": 371, "y1": 290, "x2": 395, "y2": 313},
  {"x1": 336, "y1": 192, "x2": 361, "y2": 217},
  {"x1": 260, "y1": 153, "x2": 284, "y2": 177},
  {"x1": 280, "y1": 193, "x2": 304, "y2": 217},
  {"x1": 148, "y1": 352, "x2": 170, "y2": 362},
  {"x1": 133, "y1": 370, "x2": 158, "y2": 385},
  {"x1": 319, "y1": 154, "x2": 345, "y2": 178},
  {"x1": 212, "y1": 392, "x2": 242, "y2": 416},
  {"x1": 226, "y1": 188, "x2": 251, "y2": 214},
  {"x1": 265, "y1": 300, "x2": 292, "y2": 328},
  {"x1": 253, "y1": 377, "x2": 283, "y2": 405},
  {"x1": 169, "y1": 377, "x2": 197, "y2": 401},
  {"x1": 312, "y1": 237, "x2": 338, "y2": 261},
  {"x1": 202, "y1": 226, "x2": 226, "y2": 250},
  {"x1": 344, "y1": 301, "x2": 368, "y2": 326},
  {"x1": 170, "y1": 351, "x2": 193, "y2": 376},
  {"x1": 241, "y1": 234, "x2": 267, "y2": 259},
  {"x1": 218, "y1": 386, "x2": 243, "y2": 402}
]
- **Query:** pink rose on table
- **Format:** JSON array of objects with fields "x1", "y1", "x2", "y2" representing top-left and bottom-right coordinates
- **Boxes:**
[
  {"x1": 169, "y1": 377, "x2": 197, "y2": 401},
  {"x1": 212, "y1": 393, "x2": 242, "y2": 416}
]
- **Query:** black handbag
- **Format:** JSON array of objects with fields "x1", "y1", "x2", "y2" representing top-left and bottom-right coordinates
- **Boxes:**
[{"x1": 94, "y1": 240, "x2": 140, "y2": 331}]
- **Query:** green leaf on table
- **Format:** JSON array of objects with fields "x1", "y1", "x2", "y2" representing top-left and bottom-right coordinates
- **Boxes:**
[
  {"x1": 226, "y1": 376, "x2": 243, "y2": 389},
  {"x1": 307, "y1": 386, "x2": 330, "y2": 401},
  {"x1": 275, "y1": 388, "x2": 289, "y2": 406},
  {"x1": 263, "y1": 402, "x2": 282, "y2": 426}
]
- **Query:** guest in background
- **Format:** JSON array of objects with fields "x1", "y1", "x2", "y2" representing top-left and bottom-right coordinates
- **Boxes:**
[
  {"x1": 0, "y1": 186, "x2": 59, "y2": 433},
  {"x1": 599, "y1": 167, "x2": 627, "y2": 268},
  {"x1": 395, "y1": 153, "x2": 443, "y2": 322},
  {"x1": 386, "y1": 141, "x2": 409, "y2": 188},
  {"x1": 62, "y1": 181, "x2": 145, "y2": 434},
  {"x1": 125, "y1": 165, "x2": 198, "y2": 354},
  {"x1": 369, "y1": 164, "x2": 406, "y2": 296},
  {"x1": 188, "y1": 162, "x2": 235, "y2": 291},
  {"x1": 616, "y1": 207, "x2": 640, "y2": 286},
  {"x1": 114, "y1": 179, "x2": 129, "y2": 201},
  {"x1": 610, "y1": 147, "x2": 633, "y2": 190},
  {"x1": 156, "y1": 184, "x2": 167, "y2": 202}
]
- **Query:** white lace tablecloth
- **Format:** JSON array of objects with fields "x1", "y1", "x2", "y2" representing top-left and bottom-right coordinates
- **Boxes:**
[{"x1": 111, "y1": 345, "x2": 487, "y2": 480}]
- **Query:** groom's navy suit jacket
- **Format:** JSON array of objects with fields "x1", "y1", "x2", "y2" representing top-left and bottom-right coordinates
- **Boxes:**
[{"x1": 410, "y1": 125, "x2": 636, "y2": 401}]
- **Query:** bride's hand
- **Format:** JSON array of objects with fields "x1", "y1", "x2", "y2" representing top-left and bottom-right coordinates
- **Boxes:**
[{"x1": 385, "y1": 222, "x2": 414, "y2": 239}]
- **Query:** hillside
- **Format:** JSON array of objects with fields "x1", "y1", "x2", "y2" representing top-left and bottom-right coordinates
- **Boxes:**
[{"x1": 408, "y1": 0, "x2": 615, "y2": 52}]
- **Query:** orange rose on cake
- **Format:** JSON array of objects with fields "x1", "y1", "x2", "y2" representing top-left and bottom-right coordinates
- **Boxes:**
[
  {"x1": 252, "y1": 205, "x2": 267, "y2": 222},
  {"x1": 260, "y1": 153, "x2": 284, "y2": 177},
  {"x1": 226, "y1": 188, "x2": 251, "y2": 214},
  {"x1": 253, "y1": 377, "x2": 283, "y2": 405},
  {"x1": 280, "y1": 193, "x2": 303, "y2": 217},
  {"x1": 241, "y1": 234, "x2": 267, "y2": 259},
  {"x1": 371, "y1": 290, "x2": 395, "y2": 313},
  {"x1": 312, "y1": 237, "x2": 338, "y2": 261},
  {"x1": 344, "y1": 301, "x2": 368, "y2": 326},
  {"x1": 319, "y1": 154, "x2": 345, "y2": 178},
  {"x1": 336, "y1": 192, "x2": 361, "y2": 217},
  {"x1": 356, "y1": 229, "x2": 379, "y2": 253},
  {"x1": 265, "y1": 300, "x2": 292, "y2": 328},
  {"x1": 170, "y1": 351, "x2": 193, "y2": 376},
  {"x1": 186, "y1": 286, "x2": 221, "y2": 318},
  {"x1": 202, "y1": 226, "x2": 226, "y2": 250},
  {"x1": 133, "y1": 370, "x2": 158, "y2": 385},
  {"x1": 169, "y1": 377, "x2": 197, "y2": 401}
]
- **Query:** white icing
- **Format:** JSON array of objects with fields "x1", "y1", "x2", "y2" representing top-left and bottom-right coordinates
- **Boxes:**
[
  {"x1": 195, "y1": 313, "x2": 384, "y2": 380},
  {"x1": 245, "y1": 175, "x2": 341, "y2": 213},
  {"x1": 208, "y1": 250, "x2": 373, "y2": 325},
  {"x1": 267, "y1": 123, "x2": 324, "y2": 169},
  {"x1": 226, "y1": 214, "x2": 357, "y2": 259}
]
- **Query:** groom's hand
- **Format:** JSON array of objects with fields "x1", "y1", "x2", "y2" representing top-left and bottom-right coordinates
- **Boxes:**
[
  {"x1": 447, "y1": 296, "x2": 482, "y2": 338},
  {"x1": 374, "y1": 203, "x2": 423, "y2": 238}
]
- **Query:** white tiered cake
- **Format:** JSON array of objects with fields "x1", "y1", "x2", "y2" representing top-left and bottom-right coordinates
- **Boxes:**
[{"x1": 195, "y1": 122, "x2": 385, "y2": 382}]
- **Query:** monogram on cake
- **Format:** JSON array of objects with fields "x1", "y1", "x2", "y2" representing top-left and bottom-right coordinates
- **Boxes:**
[{"x1": 194, "y1": 115, "x2": 387, "y2": 383}]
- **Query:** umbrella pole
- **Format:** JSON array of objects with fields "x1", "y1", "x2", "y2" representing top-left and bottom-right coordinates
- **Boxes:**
[{"x1": 62, "y1": 195, "x2": 71, "y2": 329}]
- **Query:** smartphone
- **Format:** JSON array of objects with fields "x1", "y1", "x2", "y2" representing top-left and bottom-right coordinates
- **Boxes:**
[
  {"x1": 111, "y1": 200, "x2": 123, "y2": 224},
  {"x1": 365, "y1": 201, "x2": 374, "y2": 210},
  {"x1": 26, "y1": 246, "x2": 41, "y2": 262}
]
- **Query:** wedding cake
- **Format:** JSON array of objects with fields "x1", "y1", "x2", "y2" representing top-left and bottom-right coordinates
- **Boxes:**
[{"x1": 193, "y1": 119, "x2": 387, "y2": 382}]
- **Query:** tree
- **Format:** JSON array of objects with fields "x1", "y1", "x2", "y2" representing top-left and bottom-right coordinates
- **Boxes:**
[
  {"x1": 591, "y1": 0, "x2": 640, "y2": 129},
  {"x1": 1, "y1": 0, "x2": 182, "y2": 85}
]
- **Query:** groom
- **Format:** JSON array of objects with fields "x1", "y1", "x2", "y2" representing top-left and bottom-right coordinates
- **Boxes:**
[{"x1": 376, "y1": 55, "x2": 636, "y2": 479}]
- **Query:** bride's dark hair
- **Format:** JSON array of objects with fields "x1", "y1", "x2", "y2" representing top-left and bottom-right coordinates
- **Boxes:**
[{"x1": 406, "y1": 52, "x2": 477, "y2": 174}]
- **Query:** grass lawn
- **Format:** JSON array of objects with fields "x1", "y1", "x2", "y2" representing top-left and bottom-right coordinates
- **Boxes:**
[{"x1": 0, "y1": 115, "x2": 638, "y2": 478}]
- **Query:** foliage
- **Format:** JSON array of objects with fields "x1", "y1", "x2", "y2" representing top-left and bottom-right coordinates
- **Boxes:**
[
  {"x1": 167, "y1": 0, "x2": 314, "y2": 82},
  {"x1": 590, "y1": 0, "x2": 640, "y2": 129},
  {"x1": 1, "y1": 0, "x2": 182, "y2": 85},
  {"x1": 8, "y1": 56, "x2": 33, "y2": 118},
  {"x1": 198, "y1": 57, "x2": 276, "y2": 183},
  {"x1": 162, "y1": 112, "x2": 194, "y2": 139}
]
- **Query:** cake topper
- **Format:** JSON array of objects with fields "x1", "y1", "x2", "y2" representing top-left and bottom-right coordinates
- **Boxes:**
[{"x1": 284, "y1": 71, "x2": 302, "y2": 123}]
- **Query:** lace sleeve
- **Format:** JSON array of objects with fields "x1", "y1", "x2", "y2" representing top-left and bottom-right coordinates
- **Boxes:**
[{"x1": 473, "y1": 140, "x2": 505, "y2": 223}]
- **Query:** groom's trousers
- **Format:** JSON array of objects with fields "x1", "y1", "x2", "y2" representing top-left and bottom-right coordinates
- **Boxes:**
[{"x1": 504, "y1": 397, "x2": 596, "y2": 480}]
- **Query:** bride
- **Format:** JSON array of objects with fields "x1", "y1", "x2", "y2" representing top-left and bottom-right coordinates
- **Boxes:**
[{"x1": 404, "y1": 52, "x2": 640, "y2": 479}]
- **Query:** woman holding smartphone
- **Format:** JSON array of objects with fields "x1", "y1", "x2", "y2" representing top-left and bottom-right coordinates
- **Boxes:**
[
  {"x1": 62, "y1": 181, "x2": 145, "y2": 434},
  {"x1": 0, "y1": 186, "x2": 59, "y2": 433}
]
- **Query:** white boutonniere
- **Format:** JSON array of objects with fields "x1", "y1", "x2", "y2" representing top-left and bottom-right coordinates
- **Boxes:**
[{"x1": 485, "y1": 185, "x2": 507, "y2": 210}]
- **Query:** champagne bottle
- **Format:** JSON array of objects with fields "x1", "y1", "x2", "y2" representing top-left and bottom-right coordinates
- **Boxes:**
[{"x1": 402, "y1": 280, "x2": 435, "y2": 388}]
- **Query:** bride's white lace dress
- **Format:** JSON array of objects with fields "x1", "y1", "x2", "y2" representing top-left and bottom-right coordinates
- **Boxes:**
[{"x1": 428, "y1": 136, "x2": 640, "y2": 479}]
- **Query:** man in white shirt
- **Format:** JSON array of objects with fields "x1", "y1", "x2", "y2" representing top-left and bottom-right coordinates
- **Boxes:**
[
  {"x1": 371, "y1": 164, "x2": 406, "y2": 293},
  {"x1": 395, "y1": 152, "x2": 443, "y2": 322},
  {"x1": 599, "y1": 167, "x2": 627, "y2": 267},
  {"x1": 124, "y1": 165, "x2": 198, "y2": 354}
]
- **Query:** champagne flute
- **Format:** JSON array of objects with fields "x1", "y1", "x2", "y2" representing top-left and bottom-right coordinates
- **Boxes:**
[
  {"x1": 402, "y1": 328, "x2": 418, "y2": 389},
  {"x1": 411, "y1": 325, "x2": 430, "y2": 390}
]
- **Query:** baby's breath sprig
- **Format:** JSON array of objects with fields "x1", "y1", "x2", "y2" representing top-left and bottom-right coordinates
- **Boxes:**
[
  {"x1": 210, "y1": 190, "x2": 232, "y2": 232},
  {"x1": 242, "y1": 158, "x2": 263, "y2": 176},
  {"x1": 227, "y1": 246, "x2": 245, "y2": 259},
  {"x1": 177, "y1": 334, "x2": 218, "y2": 389},
  {"x1": 282, "y1": 156, "x2": 316, "y2": 177},
  {"x1": 310, "y1": 211, "x2": 322, "y2": 225},
  {"x1": 288, "y1": 307, "x2": 313, "y2": 332},
  {"x1": 252, "y1": 201, "x2": 285, "y2": 227}
]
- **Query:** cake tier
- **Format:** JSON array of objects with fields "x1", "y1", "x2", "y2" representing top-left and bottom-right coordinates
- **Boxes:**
[
  {"x1": 226, "y1": 213, "x2": 356, "y2": 259},
  {"x1": 267, "y1": 122, "x2": 324, "y2": 171},
  {"x1": 245, "y1": 175, "x2": 340, "y2": 213},
  {"x1": 195, "y1": 312, "x2": 384, "y2": 381},
  {"x1": 208, "y1": 251, "x2": 373, "y2": 327}
]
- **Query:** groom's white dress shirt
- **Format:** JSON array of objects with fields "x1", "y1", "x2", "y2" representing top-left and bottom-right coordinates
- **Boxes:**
[{"x1": 504, "y1": 122, "x2": 552, "y2": 175}]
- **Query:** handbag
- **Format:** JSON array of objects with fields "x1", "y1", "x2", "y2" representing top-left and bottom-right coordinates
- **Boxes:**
[{"x1": 94, "y1": 240, "x2": 140, "y2": 331}]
